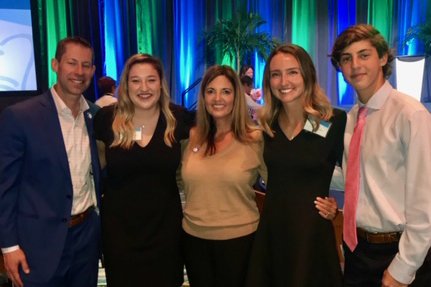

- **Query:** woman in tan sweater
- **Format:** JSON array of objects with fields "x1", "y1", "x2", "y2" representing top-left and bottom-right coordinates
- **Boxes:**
[{"x1": 180, "y1": 65, "x2": 265, "y2": 287}]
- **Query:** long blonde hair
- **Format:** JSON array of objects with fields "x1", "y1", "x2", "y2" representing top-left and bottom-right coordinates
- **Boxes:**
[
  {"x1": 259, "y1": 44, "x2": 333, "y2": 137},
  {"x1": 111, "y1": 54, "x2": 176, "y2": 148},
  {"x1": 194, "y1": 65, "x2": 258, "y2": 156}
]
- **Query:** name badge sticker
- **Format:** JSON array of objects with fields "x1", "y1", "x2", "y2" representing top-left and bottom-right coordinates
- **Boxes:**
[
  {"x1": 134, "y1": 127, "x2": 142, "y2": 141},
  {"x1": 304, "y1": 119, "x2": 332, "y2": 138}
]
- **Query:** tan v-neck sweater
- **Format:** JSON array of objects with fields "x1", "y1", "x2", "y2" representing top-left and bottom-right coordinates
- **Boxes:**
[{"x1": 181, "y1": 132, "x2": 266, "y2": 240}]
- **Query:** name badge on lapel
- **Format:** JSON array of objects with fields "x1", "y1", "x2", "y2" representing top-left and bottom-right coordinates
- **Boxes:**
[{"x1": 304, "y1": 119, "x2": 332, "y2": 138}]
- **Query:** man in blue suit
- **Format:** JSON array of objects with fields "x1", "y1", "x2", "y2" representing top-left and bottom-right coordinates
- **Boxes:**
[{"x1": 0, "y1": 37, "x2": 101, "y2": 287}]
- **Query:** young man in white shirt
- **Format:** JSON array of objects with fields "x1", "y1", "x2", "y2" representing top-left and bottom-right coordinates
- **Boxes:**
[{"x1": 331, "y1": 24, "x2": 431, "y2": 287}]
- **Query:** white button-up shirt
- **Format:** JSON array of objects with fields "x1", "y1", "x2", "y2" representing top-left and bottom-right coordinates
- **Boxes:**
[
  {"x1": 342, "y1": 81, "x2": 431, "y2": 284},
  {"x1": 95, "y1": 93, "x2": 117, "y2": 108},
  {"x1": 51, "y1": 87, "x2": 96, "y2": 216}
]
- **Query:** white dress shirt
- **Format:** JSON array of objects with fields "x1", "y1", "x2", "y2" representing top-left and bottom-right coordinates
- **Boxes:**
[
  {"x1": 95, "y1": 93, "x2": 117, "y2": 107},
  {"x1": 51, "y1": 87, "x2": 97, "y2": 216},
  {"x1": 342, "y1": 81, "x2": 431, "y2": 284}
]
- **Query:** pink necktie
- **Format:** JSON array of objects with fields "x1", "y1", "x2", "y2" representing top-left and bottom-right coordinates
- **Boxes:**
[{"x1": 344, "y1": 107, "x2": 368, "y2": 251}]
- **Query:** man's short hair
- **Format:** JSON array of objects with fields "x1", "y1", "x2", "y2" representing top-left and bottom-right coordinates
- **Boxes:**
[
  {"x1": 55, "y1": 36, "x2": 94, "y2": 63},
  {"x1": 240, "y1": 75, "x2": 253, "y2": 86},
  {"x1": 98, "y1": 76, "x2": 116, "y2": 95},
  {"x1": 330, "y1": 24, "x2": 394, "y2": 78}
]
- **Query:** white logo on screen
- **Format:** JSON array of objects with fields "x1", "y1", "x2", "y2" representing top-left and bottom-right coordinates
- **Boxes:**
[{"x1": 0, "y1": 20, "x2": 37, "y2": 91}]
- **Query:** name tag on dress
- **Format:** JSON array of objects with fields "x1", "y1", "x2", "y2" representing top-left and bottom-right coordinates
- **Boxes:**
[
  {"x1": 304, "y1": 119, "x2": 332, "y2": 138},
  {"x1": 134, "y1": 127, "x2": 142, "y2": 140}
]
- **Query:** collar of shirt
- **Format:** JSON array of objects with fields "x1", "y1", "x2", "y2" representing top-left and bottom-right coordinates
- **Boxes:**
[
  {"x1": 357, "y1": 80, "x2": 393, "y2": 111},
  {"x1": 50, "y1": 86, "x2": 89, "y2": 117}
]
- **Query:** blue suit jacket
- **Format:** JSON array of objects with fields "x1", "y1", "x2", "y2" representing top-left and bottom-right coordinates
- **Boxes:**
[{"x1": 0, "y1": 90, "x2": 101, "y2": 282}]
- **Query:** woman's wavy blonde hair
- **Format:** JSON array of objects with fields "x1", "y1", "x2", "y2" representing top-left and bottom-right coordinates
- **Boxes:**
[
  {"x1": 194, "y1": 65, "x2": 259, "y2": 156},
  {"x1": 111, "y1": 53, "x2": 176, "y2": 149},
  {"x1": 259, "y1": 44, "x2": 333, "y2": 137}
]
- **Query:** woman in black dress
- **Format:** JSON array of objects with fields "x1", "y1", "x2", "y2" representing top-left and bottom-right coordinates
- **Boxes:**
[
  {"x1": 246, "y1": 44, "x2": 345, "y2": 286},
  {"x1": 94, "y1": 54, "x2": 190, "y2": 286}
]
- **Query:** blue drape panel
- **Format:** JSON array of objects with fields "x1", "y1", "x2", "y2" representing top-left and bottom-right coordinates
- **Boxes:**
[
  {"x1": 103, "y1": 0, "x2": 136, "y2": 83},
  {"x1": 249, "y1": 0, "x2": 290, "y2": 90},
  {"x1": 334, "y1": 0, "x2": 357, "y2": 105},
  {"x1": 173, "y1": 0, "x2": 205, "y2": 107}
]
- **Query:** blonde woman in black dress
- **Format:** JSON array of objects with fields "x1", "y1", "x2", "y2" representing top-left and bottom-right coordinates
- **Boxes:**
[{"x1": 94, "y1": 54, "x2": 191, "y2": 286}]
